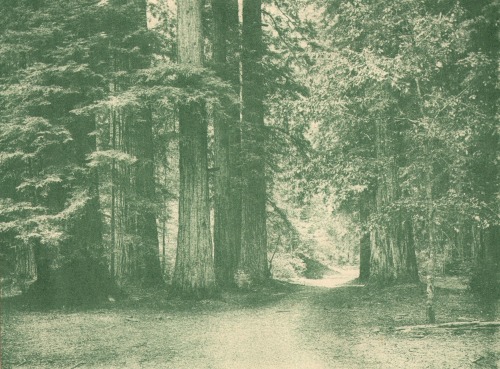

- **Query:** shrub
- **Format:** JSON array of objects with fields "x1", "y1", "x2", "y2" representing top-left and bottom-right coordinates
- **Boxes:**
[{"x1": 269, "y1": 253, "x2": 306, "y2": 280}]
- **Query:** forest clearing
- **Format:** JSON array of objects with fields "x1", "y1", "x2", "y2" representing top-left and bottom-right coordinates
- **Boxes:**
[
  {"x1": 2, "y1": 269, "x2": 499, "y2": 369},
  {"x1": 1, "y1": 0, "x2": 499, "y2": 367}
]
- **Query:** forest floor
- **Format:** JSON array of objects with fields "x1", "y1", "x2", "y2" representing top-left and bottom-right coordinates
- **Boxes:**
[{"x1": 2, "y1": 269, "x2": 499, "y2": 369}]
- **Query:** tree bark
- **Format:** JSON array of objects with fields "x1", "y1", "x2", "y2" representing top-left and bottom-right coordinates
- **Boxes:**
[
  {"x1": 173, "y1": 0, "x2": 217, "y2": 297},
  {"x1": 238, "y1": 0, "x2": 268, "y2": 284},
  {"x1": 358, "y1": 191, "x2": 372, "y2": 282},
  {"x1": 104, "y1": 0, "x2": 163, "y2": 286},
  {"x1": 369, "y1": 119, "x2": 419, "y2": 284},
  {"x1": 212, "y1": 0, "x2": 242, "y2": 287},
  {"x1": 135, "y1": 107, "x2": 164, "y2": 286},
  {"x1": 128, "y1": 0, "x2": 164, "y2": 287}
]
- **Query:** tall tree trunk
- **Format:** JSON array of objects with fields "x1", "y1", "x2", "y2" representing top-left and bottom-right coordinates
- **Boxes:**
[
  {"x1": 130, "y1": 0, "x2": 164, "y2": 287},
  {"x1": 105, "y1": 0, "x2": 163, "y2": 286},
  {"x1": 369, "y1": 119, "x2": 419, "y2": 284},
  {"x1": 471, "y1": 130, "x2": 500, "y2": 296},
  {"x1": 212, "y1": 0, "x2": 242, "y2": 287},
  {"x1": 358, "y1": 191, "x2": 372, "y2": 282},
  {"x1": 422, "y1": 117, "x2": 437, "y2": 320},
  {"x1": 110, "y1": 111, "x2": 117, "y2": 279},
  {"x1": 173, "y1": 0, "x2": 217, "y2": 297},
  {"x1": 135, "y1": 107, "x2": 164, "y2": 286},
  {"x1": 238, "y1": 0, "x2": 268, "y2": 284}
]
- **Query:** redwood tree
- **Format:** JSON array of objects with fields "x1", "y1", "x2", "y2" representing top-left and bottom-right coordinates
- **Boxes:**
[
  {"x1": 131, "y1": 0, "x2": 164, "y2": 287},
  {"x1": 172, "y1": 0, "x2": 217, "y2": 297},
  {"x1": 238, "y1": 0, "x2": 268, "y2": 284}
]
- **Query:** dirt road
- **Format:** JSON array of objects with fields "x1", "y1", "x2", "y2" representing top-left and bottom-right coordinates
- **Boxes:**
[
  {"x1": 3, "y1": 269, "x2": 499, "y2": 369},
  {"x1": 124, "y1": 270, "x2": 359, "y2": 369}
]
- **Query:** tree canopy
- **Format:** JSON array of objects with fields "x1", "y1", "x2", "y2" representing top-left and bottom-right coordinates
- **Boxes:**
[{"x1": 0, "y1": 0, "x2": 498, "y2": 303}]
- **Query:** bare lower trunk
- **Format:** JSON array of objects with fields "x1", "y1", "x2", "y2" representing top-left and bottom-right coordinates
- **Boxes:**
[
  {"x1": 369, "y1": 219, "x2": 419, "y2": 283},
  {"x1": 212, "y1": 0, "x2": 241, "y2": 287},
  {"x1": 214, "y1": 114, "x2": 242, "y2": 286},
  {"x1": 358, "y1": 191, "x2": 372, "y2": 281},
  {"x1": 369, "y1": 120, "x2": 419, "y2": 284},
  {"x1": 173, "y1": 102, "x2": 216, "y2": 297},
  {"x1": 135, "y1": 108, "x2": 163, "y2": 287},
  {"x1": 238, "y1": 0, "x2": 268, "y2": 284},
  {"x1": 173, "y1": 0, "x2": 216, "y2": 297}
]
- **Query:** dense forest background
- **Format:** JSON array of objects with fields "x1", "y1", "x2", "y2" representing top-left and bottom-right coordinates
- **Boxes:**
[{"x1": 0, "y1": 0, "x2": 498, "y2": 305}]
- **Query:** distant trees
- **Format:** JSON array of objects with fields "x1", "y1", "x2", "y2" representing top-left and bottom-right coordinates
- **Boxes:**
[{"x1": 309, "y1": 0, "x2": 499, "y2": 290}]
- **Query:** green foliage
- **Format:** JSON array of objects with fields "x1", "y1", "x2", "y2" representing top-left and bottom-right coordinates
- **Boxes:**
[
  {"x1": 87, "y1": 150, "x2": 138, "y2": 168},
  {"x1": 0, "y1": 0, "x2": 168, "y2": 295},
  {"x1": 306, "y1": 0, "x2": 499, "y2": 281},
  {"x1": 1, "y1": 0, "x2": 497, "y2": 295},
  {"x1": 269, "y1": 252, "x2": 306, "y2": 279}
]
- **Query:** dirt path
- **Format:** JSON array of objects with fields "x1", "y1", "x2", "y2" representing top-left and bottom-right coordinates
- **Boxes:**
[
  {"x1": 3, "y1": 269, "x2": 499, "y2": 369},
  {"x1": 189, "y1": 294, "x2": 327, "y2": 369},
  {"x1": 136, "y1": 271, "x2": 359, "y2": 369},
  {"x1": 194, "y1": 271, "x2": 360, "y2": 369}
]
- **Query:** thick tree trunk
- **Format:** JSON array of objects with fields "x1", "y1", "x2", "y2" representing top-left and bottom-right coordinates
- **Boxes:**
[
  {"x1": 369, "y1": 120, "x2": 419, "y2": 284},
  {"x1": 370, "y1": 193, "x2": 419, "y2": 283},
  {"x1": 238, "y1": 0, "x2": 268, "y2": 284},
  {"x1": 174, "y1": 102, "x2": 216, "y2": 296},
  {"x1": 214, "y1": 115, "x2": 242, "y2": 287},
  {"x1": 173, "y1": 0, "x2": 217, "y2": 297},
  {"x1": 104, "y1": 0, "x2": 162, "y2": 286},
  {"x1": 128, "y1": 0, "x2": 163, "y2": 287},
  {"x1": 212, "y1": 0, "x2": 241, "y2": 287}
]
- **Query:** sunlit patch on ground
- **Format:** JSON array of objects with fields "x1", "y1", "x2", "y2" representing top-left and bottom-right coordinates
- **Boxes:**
[{"x1": 289, "y1": 267, "x2": 361, "y2": 288}]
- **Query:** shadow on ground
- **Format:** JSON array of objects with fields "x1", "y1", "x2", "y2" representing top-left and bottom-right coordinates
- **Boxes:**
[{"x1": 301, "y1": 281, "x2": 499, "y2": 369}]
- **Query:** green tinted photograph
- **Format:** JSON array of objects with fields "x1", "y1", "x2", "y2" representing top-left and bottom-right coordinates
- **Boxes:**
[{"x1": 1, "y1": 0, "x2": 499, "y2": 368}]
